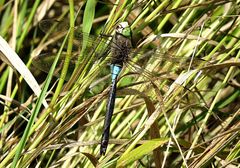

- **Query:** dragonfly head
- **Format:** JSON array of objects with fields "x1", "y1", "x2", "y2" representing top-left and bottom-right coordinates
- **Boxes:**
[{"x1": 116, "y1": 22, "x2": 132, "y2": 38}]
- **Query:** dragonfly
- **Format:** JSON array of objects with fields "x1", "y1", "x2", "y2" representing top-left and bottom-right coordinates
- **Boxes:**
[
  {"x1": 33, "y1": 20, "x2": 206, "y2": 155},
  {"x1": 100, "y1": 22, "x2": 132, "y2": 155},
  {"x1": 33, "y1": 20, "x2": 137, "y2": 154}
]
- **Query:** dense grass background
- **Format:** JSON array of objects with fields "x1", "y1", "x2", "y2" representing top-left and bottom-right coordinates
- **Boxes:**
[{"x1": 0, "y1": 0, "x2": 240, "y2": 167}]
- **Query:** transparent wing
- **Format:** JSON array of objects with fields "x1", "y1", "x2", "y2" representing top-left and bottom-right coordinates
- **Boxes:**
[
  {"x1": 38, "y1": 19, "x2": 113, "y2": 50},
  {"x1": 39, "y1": 19, "x2": 70, "y2": 34},
  {"x1": 124, "y1": 48, "x2": 210, "y2": 80},
  {"x1": 33, "y1": 20, "x2": 113, "y2": 76},
  {"x1": 32, "y1": 53, "x2": 78, "y2": 80}
]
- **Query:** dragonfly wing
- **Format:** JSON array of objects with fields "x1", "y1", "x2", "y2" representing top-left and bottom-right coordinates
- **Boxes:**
[
  {"x1": 39, "y1": 19, "x2": 70, "y2": 34},
  {"x1": 120, "y1": 48, "x2": 214, "y2": 97},
  {"x1": 33, "y1": 20, "x2": 113, "y2": 78},
  {"x1": 32, "y1": 53, "x2": 77, "y2": 80}
]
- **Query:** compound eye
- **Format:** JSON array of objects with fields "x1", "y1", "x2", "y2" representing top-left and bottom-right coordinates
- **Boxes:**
[
  {"x1": 117, "y1": 24, "x2": 122, "y2": 29},
  {"x1": 116, "y1": 24, "x2": 123, "y2": 33}
]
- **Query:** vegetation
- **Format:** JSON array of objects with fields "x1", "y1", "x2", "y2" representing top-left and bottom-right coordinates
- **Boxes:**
[{"x1": 0, "y1": 0, "x2": 239, "y2": 167}]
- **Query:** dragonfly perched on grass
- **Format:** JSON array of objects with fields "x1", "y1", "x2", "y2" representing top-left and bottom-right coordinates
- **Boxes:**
[{"x1": 32, "y1": 20, "x2": 207, "y2": 155}]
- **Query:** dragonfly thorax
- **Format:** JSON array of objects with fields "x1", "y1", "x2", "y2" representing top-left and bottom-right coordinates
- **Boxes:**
[{"x1": 111, "y1": 23, "x2": 132, "y2": 67}]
